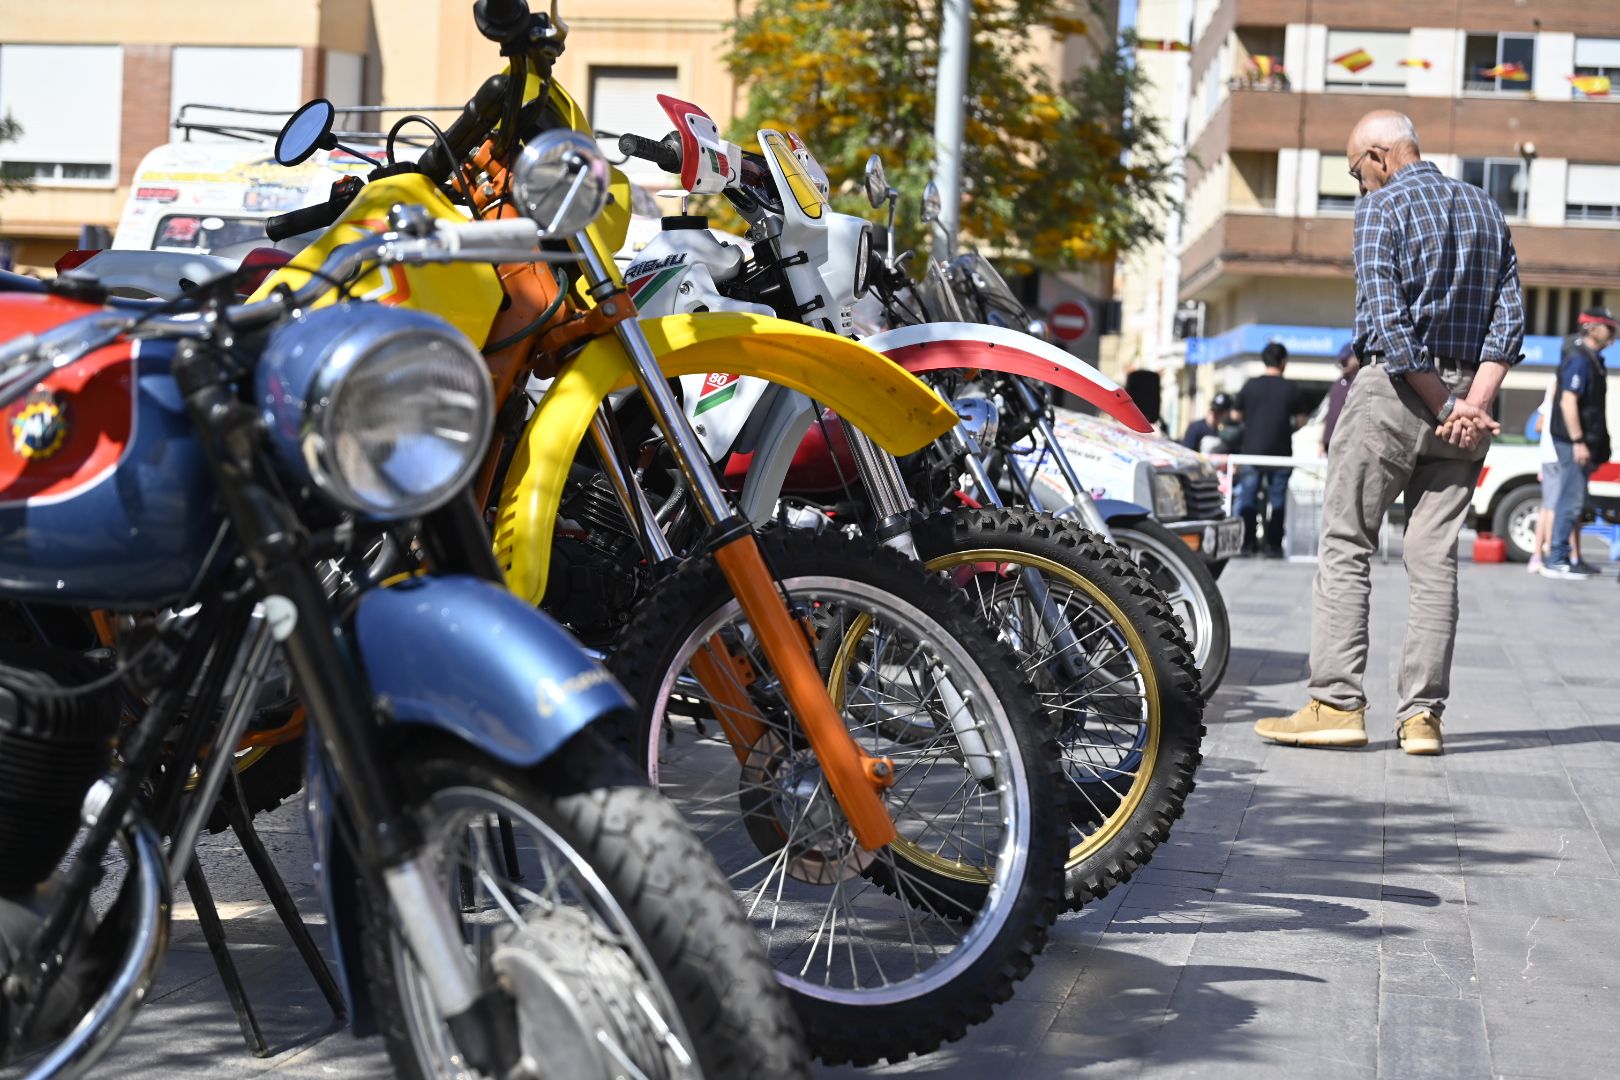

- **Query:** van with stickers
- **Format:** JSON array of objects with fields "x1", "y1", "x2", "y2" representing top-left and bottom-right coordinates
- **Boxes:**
[{"x1": 110, "y1": 139, "x2": 375, "y2": 259}]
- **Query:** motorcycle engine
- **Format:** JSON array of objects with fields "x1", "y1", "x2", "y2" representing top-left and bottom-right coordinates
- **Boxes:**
[
  {"x1": 0, "y1": 648, "x2": 119, "y2": 896},
  {"x1": 548, "y1": 473, "x2": 646, "y2": 639}
]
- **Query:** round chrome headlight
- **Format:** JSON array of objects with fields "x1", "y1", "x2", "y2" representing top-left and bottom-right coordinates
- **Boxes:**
[
  {"x1": 853, "y1": 222, "x2": 873, "y2": 299},
  {"x1": 258, "y1": 305, "x2": 494, "y2": 519}
]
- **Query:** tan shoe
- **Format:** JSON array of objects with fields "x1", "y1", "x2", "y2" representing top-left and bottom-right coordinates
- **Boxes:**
[
  {"x1": 1398, "y1": 713, "x2": 1442, "y2": 756},
  {"x1": 1254, "y1": 701, "x2": 1368, "y2": 748}
]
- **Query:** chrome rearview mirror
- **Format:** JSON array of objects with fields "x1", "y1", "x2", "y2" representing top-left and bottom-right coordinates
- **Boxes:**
[
  {"x1": 275, "y1": 99, "x2": 337, "y2": 167},
  {"x1": 921, "y1": 180, "x2": 942, "y2": 225},
  {"x1": 512, "y1": 130, "x2": 612, "y2": 237},
  {"x1": 864, "y1": 155, "x2": 892, "y2": 209}
]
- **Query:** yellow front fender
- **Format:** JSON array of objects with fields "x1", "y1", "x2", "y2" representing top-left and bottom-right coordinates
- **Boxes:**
[{"x1": 494, "y1": 313, "x2": 958, "y2": 605}]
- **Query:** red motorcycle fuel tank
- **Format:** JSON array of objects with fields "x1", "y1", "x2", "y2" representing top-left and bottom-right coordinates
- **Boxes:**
[{"x1": 0, "y1": 291, "x2": 221, "y2": 608}]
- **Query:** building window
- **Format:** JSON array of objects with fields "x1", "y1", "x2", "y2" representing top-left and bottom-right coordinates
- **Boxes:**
[
  {"x1": 1566, "y1": 164, "x2": 1620, "y2": 223},
  {"x1": 171, "y1": 47, "x2": 305, "y2": 141},
  {"x1": 589, "y1": 66, "x2": 679, "y2": 184},
  {"x1": 1228, "y1": 151, "x2": 1277, "y2": 210},
  {"x1": 1460, "y1": 157, "x2": 1527, "y2": 217},
  {"x1": 1573, "y1": 37, "x2": 1620, "y2": 100},
  {"x1": 1317, "y1": 154, "x2": 1360, "y2": 212},
  {"x1": 0, "y1": 44, "x2": 123, "y2": 186},
  {"x1": 1324, "y1": 30, "x2": 1409, "y2": 89},
  {"x1": 1462, "y1": 33, "x2": 1534, "y2": 94}
]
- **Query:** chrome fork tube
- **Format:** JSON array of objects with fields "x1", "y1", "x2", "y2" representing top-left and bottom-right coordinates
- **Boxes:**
[
  {"x1": 572, "y1": 232, "x2": 734, "y2": 527},
  {"x1": 844, "y1": 426, "x2": 919, "y2": 556},
  {"x1": 950, "y1": 430, "x2": 1087, "y2": 680},
  {"x1": 588, "y1": 409, "x2": 675, "y2": 562}
]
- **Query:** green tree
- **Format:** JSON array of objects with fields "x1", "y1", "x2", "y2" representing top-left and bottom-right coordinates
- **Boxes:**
[
  {"x1": 1, "y1": 113, "x2": 31, "y2": 194},
  {"x1": 726, "y1": 0, "x2": 1176, "y2": 269}
]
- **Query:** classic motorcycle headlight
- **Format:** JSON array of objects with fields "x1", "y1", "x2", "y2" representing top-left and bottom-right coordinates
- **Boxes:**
[
  {"x1": 258, "y1": 305, "x2": 494, "y2": 519},
  {"x1": 1152, "y1": 472, "x2": 1188, "y2": 520}
]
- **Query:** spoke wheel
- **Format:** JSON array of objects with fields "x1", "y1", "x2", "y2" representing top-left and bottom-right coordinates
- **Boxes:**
[
  {"x1": 1109, "y1": 519, "x2": 1231, "y2": 698},
  {"x1": 912, "y1": 509, "x2": 1205, "y2": 908},
  {"x1": 608, "y1": 531, "x2": 1065, "y2": 1067},
  {"x1": 359, "y1": 732, "x2": 808, "y2": 1080}
]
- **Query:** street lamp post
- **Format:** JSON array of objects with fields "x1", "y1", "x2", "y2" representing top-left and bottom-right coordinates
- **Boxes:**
[{"x1": 931, "y1": 0, "x2": 969, "y2": 263}]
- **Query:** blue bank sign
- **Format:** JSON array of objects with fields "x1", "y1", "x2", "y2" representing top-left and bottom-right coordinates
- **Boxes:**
[{"x1": 1187, "y1": 323, "x2": 1617, "y2": 368}]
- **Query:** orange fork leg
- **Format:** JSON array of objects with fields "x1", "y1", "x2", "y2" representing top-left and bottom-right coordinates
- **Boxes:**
[
  {"x1": 712, "y1": 533, "x2": 897, "y2": 851},
  {"x1": 688, "y1": 637, "x2": 767, "y2": 764}
]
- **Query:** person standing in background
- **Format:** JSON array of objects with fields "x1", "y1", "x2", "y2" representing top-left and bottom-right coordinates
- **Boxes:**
[
  {"x1": 1255, "y1": 109, "x2": 1517, "y2": 756},
  {"x1": 1542, "y1": 307, "x2": 1615, "y2": 580},
  {"x1": 1182, "y1": 393, "x2": 1236, "y2": 454},
  {"x1": 1527, "y1": 384, "x2": 1580, "y2": 573},
  {"x1": 1321, "y1": 342, "x2": 1361, "y2": 456},
  {"x1": 1232, "y1": 342, "x2": 1305, "y2": 556}
]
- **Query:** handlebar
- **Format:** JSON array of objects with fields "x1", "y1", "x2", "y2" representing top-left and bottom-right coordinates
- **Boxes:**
[
  {"x1": 417, "y1": 72, "x2": 512, "y2": 181},
  {"x1": 473, "y1": 0, "x2": 531, "y2": 43},
  {"x1": 617, "y1": 132, "x2": 683, "y2": 175},
  {"x1": 266, "y1": 198, "x2": 347, "y2": 244},
  {"x1": 0, "y1": 217, "x2": 567, "y2": 412}
]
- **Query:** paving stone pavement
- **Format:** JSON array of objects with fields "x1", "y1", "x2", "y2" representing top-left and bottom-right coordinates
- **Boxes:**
[{"x1": 82, "y1": 548, "x2": 1620, "y2": 1078}]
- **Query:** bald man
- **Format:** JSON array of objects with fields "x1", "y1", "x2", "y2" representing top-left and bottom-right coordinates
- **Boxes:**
[{"x1": 1256, "y1": 110, "x2": 1523, "y2": 756}]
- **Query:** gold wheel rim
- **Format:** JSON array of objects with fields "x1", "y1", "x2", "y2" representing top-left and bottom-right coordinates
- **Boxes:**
[
  {"x1": 918, "y1": 548, "x2": 1162, "y2": 871},
  {"x1": 826, "y1": 609, "x2": 996, "y2": 884}
]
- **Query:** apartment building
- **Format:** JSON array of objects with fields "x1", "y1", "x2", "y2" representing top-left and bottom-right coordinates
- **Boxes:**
[
  {"x1": 0, "y1": 0, "x2": 738, "y2": 271},
  {"x1": 1116, "y1": 0, "x2": 1620, "y2": 435}
]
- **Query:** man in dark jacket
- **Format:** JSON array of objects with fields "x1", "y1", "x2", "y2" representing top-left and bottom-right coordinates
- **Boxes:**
[
  {"x1": 1181, "y1": 392, "x2": 1235, "y2": 453},
  {"x1": 1543, "y1": 306, "x2": 1615, "y2": 579},
  {"x1": 1233, "y1": 342, "x2": 1304, "y2": 555}
]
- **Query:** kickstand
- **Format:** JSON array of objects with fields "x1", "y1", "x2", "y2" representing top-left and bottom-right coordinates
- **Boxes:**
[
  {"x1": 220, "y1": 770, "x2": 348, "y2": 1025},
  {"x1": 184, "y1": 859, "x2": 270, "y2": 1057}
]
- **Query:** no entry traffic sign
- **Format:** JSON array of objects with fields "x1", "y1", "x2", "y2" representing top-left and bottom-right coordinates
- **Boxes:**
[{"x1": 1050, "y1": 299, "x2": 1092, "y2": 342}]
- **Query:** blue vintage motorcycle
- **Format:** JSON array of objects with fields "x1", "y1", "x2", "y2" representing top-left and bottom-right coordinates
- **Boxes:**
[{"x1": 0, "y1": 133, "x2": 804, "y2": 1079}]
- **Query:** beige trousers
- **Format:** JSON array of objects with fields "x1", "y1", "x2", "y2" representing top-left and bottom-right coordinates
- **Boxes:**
[{"x1": 1308, "y1": 362, "x2": 1490, "y2": 722}]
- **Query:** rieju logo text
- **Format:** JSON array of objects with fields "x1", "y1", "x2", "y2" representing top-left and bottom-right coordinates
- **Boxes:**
[{"x1": 624, "y1": 252, "x2": 688, "y2": 308}]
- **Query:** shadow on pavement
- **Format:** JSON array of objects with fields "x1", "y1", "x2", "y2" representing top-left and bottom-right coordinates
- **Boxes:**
[{"x1": 1221, "y1": 646, "x2": 1311, "y2": 688}]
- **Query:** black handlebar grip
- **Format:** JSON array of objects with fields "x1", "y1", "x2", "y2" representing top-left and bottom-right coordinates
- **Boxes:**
[
  {"x1": 473, "y1": 0, "x2": 531, "y2": 43},
  {"x1": 617, "y1": 132, "x2": 683, "y2": 175},
  {"x1": 265, "y1": 199, "x2": 344, "y2": 243},
  {"x1": 417, "y1": 72, "x2": 511, "y2": 182}
]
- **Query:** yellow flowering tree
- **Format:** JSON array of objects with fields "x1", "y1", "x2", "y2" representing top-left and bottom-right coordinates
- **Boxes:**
[{"x1": 726, "y1": 0, "x2": 1176, "y2": 268}]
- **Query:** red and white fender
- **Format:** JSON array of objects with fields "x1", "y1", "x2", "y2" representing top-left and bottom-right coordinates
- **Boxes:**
[{"x1": 862, "y1": 322, "x2": 1153, "y2": 434}]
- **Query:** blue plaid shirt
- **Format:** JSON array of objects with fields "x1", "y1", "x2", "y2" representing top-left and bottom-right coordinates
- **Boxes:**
[{"x1": 1352, "y1": 161, "x2": 1525, "y2": 375}]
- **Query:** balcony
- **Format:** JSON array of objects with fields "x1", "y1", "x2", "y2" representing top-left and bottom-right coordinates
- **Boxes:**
[
  {"x1": 1180, "y1": 212, "x2": 1620, "y2": 301},
  {"x1": 1189, "y1": 91, "x2": 1620, "y2": 187}
]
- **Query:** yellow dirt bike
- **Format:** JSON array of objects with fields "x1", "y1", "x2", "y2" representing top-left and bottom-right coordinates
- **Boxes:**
[{"x1": 255, "y1": 0, "x2": 1068, "y2": 1064}]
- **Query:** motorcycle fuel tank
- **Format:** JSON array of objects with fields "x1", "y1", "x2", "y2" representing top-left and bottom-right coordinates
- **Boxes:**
[{"x1": 0, "y1": 292, "x2": 222, "y2": 608}]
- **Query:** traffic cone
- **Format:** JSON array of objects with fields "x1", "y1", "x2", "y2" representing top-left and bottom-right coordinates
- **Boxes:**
[{"x1": 1472, "y1": 532, "x2": 1507, "y2": 563}]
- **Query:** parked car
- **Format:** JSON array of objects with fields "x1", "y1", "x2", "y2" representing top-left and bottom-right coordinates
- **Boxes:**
[
  {"x1": 1038, "y1": 408, "x2": 1244, "y2": 573},
  {"x1": 1471, "y1": 445, "x2": 1620, "y2": 562}
]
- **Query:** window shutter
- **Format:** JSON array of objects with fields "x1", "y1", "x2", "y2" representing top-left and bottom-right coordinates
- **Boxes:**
[
  {"x1": 589, "y1": 67, "x2": 679, "y2": 185},
  {"x1": 0, "y1": 45, "x2": 123, "y2": 171}
]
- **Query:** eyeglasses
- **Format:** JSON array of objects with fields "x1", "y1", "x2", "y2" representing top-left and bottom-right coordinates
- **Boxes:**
[{"x1": 1348, "y1": 146, "x2": 1388, "y2": 182}]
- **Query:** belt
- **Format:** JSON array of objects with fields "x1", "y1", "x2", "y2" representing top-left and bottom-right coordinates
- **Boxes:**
[{"x1": 1362, "y1": 351, "x2": 1476, "y2": 370}]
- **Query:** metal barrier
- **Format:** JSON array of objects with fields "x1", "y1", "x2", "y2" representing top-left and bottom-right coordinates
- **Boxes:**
[{"x1": 1215, "y1": 453, "x2": 1398, "y2": 563}]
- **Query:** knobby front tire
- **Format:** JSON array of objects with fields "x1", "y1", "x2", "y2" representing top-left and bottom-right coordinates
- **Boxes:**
[
  {"x1": 911, "y1": 509, "x2": 1205, "y2": 909},
  {"x1": 607, "y1": 530, "x2": 1067, "y2": 1066}
]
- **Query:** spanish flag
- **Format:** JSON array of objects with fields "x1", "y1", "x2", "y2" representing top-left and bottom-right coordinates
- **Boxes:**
[
  {"x1": 1136, "y1": 38, "x2": 1190, "y2": 52},
  {"x1": 1399, "y1": 58, "x2": 1433, "y2": 69},
  {"x1": 1479, "y1": 61, "x2": 1529, "y2": 81},
  {"x1": 1570, "y1": 74, "x2": 1611, "y2": 96},
  {"x1": 1252, "y1": 55, "x2": 1282, "y2": 79},
  {"x1": 1332, "y1": 48, "x2": 1374, "y2": 73}
]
